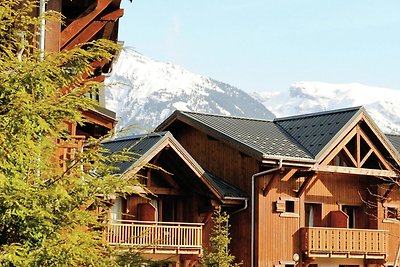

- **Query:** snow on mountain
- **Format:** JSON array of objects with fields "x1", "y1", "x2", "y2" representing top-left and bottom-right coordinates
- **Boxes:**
[
  {"x1": 252, "y1": 81, "x2": 400, "y2": 134},
  {"x1": 105, "y1": 48, "x2": 274, "y2": 133}
]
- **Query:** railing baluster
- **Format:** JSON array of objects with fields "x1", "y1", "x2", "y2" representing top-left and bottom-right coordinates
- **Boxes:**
[
  {"x1": 106, "y1": 220, "x2": 203, "y2": 253},
  {"x1": 301, "y1": 227, "x2": 388, "y2": 256}
]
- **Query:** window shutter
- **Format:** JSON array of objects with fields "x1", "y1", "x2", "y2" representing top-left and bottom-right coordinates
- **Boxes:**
[{"x1": 276, "y1": 200, "x2": 285, "y2": 213}]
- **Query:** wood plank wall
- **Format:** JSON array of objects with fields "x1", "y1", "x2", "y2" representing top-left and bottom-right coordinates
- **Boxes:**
[
  {"x1": 258, "y1": 171, "x2": 378, "y2": 266},
  {"x1": 377, "y1": 183, "x2": 400, "y2": 263},
  {"x1": 168, "y1": 123, "x2": 399, "y2": 266},
  {"x1": 171, "y1": 125, "x2": 260, "y2": 266}
]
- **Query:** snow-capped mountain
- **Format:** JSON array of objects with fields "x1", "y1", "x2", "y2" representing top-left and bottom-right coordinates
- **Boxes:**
[
  {"x1": 253, "y1": 81, "x2": 400, "y2": 134},
  {"x1": 105, "y1": 48, "x2": 274, "y2": 133}
]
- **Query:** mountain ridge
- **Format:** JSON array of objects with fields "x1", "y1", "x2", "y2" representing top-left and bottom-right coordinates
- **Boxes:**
[
  {"x1": 105, "y1": 49, "x2": 400, "y2": 135},
  {"x1": 253, "y1": 81, "x2": 400, "y2": 134},
  {"x1": 104, "y1": 48, "x2": 274, "y2": 133}
]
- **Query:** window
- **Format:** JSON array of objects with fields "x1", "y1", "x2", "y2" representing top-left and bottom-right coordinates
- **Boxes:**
[
  {"x1": 305, "y1": 203, "x2": 322, "y2": 227},
  {"x1": 387, "y1": 207, "x2": 398, "y2": 219},
  {"x1": 285, "y1": 200, "x2": 295, "y2": 213},
  {"x1": 110, "y1": 197, "x2": 127, "y2": 222},
  {"x1": 383, "y1": 204, "x2": 399, "y2": 223},
  {"x1": 276, "y1": 197, "x2": 299, "y2": 218},
  {"x1": 341, "y1": 205, "x2": 362, "y2": 228}
]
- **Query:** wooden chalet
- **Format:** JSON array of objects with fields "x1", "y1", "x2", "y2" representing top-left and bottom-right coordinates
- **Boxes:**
[
  {"x1": 31, "y1": 0, "x2": 124, "y2": 163},
  {"x1": 41, "y1": 0, "x2": 122, "y2": 139},
  {"x1": 101, "y1": 132, "x2": 248, "y2": 266},
  {"x1": 156, "y1": 106, "x2": 400, "y2": 267}
]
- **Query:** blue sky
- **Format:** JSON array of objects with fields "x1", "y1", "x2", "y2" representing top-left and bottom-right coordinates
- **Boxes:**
[{"x1": 119, "y1": 0, "x2": 400, "y2": 92}]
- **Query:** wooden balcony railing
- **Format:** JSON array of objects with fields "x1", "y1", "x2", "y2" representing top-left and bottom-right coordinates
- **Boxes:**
[
  {"x1": 56, "y1": 135, "x2": 85, "y2": 170},
  {"x1": 106, "y1": 220, "x2": 203, "y2": 254},
  {"x1": 301, "y1": 227, "x2": 388, "y2": 259}
]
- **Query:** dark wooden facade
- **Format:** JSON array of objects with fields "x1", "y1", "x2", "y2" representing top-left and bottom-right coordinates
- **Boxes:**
[
  {"x1": 170, "y1": 123, "x2": 260, "y2": 264},
  {"x1": 44, "y1": 0, "x2": 121, "y2": 138},
  {"x1": 157, "y1": 108, "x2": 400, "y2": 267},
  {"x1": 102, "y1": 132, "x2": 247, "y2": 267}
]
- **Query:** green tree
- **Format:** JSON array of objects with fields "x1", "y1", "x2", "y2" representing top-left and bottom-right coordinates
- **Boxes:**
[
  {"x1": 200, "y1": 207, "x2": 241, "y2": 267},
  {"x1": 0, "y1": 0, "x2": 141, "y2": 266}
]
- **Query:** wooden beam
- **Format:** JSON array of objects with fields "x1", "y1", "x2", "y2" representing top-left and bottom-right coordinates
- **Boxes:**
[
  {"x1": 356, "y1": 125, "x2": 361, "y2": 167},
  {"x1": 262, "y1": 173, "x2": 279, "y2": 196},
  {"x1": 63, "y1": 21, "x2": 107, "y2": 51},
  {"x1": 359, "y1": 148, "x2": 373, "y2": 168},
  {"x1": 61, "y1": 0, "x2": 113, "y2": 48},
  {"x1": 147, "y1": 187, "x2": 185, "y2": 196},
  {"x1": 100, "y1": 8, "x2": 124, "y2": 21},
  {"x1": 321, "y1": 126, "x2": 357, "y2": 165},
  {"x1": 81, "y1": 108, "x2": 115, "y2": 129},
  {"x1": 313, "y1": 165, "x2": 397, "y2": 178},
  {"x1": 359, "y1": 128, "x2": 393, "y2": 171},
  {"x1": 297, "y1": 174, "x2": 317, "y2": 197},
  {"x1": 62, "y1": 9, "x2": 124, "y2": 51},
  {"x1": 343, "y1": 146, "x2": 357, "y2": 167},
  {"x1": 155, "y1": 171, "x2": 180, "y2": 189},
  {"x1": 281, "y1": 169, "x2": 297, "y2": 181}
]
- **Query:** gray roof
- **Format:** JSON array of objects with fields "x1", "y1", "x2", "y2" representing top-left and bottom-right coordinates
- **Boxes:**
[
  {"x1": 157, "y1": 107, "x2": 400, "y2": 165},
  {"x1": 102, "y1": 132, "x2": 248, "y2": 200},
  {"x1": 206, "y1": 172, "x2": 247, "y2": 199},
  {"x1": 102, "y1": 132, "x2": 167, "y2": 174},
  {"x1": 172, "y1": 111, "x2": 314, "y2": 161},
  {"x1": 386, "y1": 134, "x2": 400, "y2": 154},
  {"x1": 275, "y1": 107, "x2": 361, "y2": 157}
]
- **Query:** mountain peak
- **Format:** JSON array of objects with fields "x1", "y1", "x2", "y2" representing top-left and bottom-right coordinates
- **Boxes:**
[
  {"x1": 256, "y1": 81, "x2": 400, "y2": 134},
  {"x1": 105, "y1": 48, "x2": 274, "y2": 133}
]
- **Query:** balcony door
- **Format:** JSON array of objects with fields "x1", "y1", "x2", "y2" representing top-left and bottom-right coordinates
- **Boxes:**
[
  {"x1": 158, "y1": 197, "x2": 183, "y2": 222},
  {"x1": 110, "y1": 197, "x2": 126, "y2": 222},
  {"x1": 305, "y1": 203, "x2": 322, "y2": 227},
  {"x1": 341, "y1": 205, "x2": 362, "y2": 228}
]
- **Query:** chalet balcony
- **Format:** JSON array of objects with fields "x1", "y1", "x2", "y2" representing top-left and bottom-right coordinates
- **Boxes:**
[
  {"x1": 301, "y1": 227, "x2": 388, "y2": 259},
  {"x1": 106, "y1": 220, "x2": 203, "y2": 255}
]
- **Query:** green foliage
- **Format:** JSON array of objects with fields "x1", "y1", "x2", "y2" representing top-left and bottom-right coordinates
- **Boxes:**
[
  {"x1": 0, "y1": 0, "x2": 143, "y2": 266},
  {"x1": 200, "y1": 207, "x2": 241, "y2": 267}
]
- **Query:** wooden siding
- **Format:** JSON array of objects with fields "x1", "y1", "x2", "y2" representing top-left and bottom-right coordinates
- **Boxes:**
[
  {"x1": 170, "y1": 125, "x2": 260, "y2": 266},
  {"x1": 257, "y1": 171, "x2": 300, "y2": 266},
  {"x1": 377, "y1": 183, "x2": 400, "y2": 262},
  {"x1": 257, "y1": 171, "x2": 382, "y2": 266}
]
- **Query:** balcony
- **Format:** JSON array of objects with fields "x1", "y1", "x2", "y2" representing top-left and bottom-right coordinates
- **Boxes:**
[
  {"x1": 301, "y1": 227, "x2": 388, "y2": 259},
  {"x1": 106, "y1": 220, "x2": 203, "y2": 255}
]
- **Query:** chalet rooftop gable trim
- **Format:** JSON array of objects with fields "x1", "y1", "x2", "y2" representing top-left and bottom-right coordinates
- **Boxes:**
[
  {"x1": 102, "y1": 131, "x2": 247, "y2": 204},
  {"x1": 156, "y1": 107, "x2": 400, "y2": 170},
  {"x1": 310, "y1": 107, "x2": 400, "y2": 168},
  {"x1": 274, "y1": 106, "x2": 362, "y2": 159},
  {"x1": 156, "y1": 110, "x2": 315, "y2": 165}
]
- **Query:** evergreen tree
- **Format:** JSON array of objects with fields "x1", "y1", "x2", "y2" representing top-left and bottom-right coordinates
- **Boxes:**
[
  {"x1": 200, "y1": 207, "x2": 241, "y2": 267},
  {"x1": 0, "y1": 0, "x2": 141, "y2": 265}
]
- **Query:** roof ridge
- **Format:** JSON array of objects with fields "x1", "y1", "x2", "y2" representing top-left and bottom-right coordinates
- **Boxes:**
[
  {"x1": 274, "y1": 106, "x2": 362, "y2": 122},
  {"x1": 181, "y1": 110, "x2": 274, "y2": 122},
  {"x1": 386, "y1": 133, "x2": 400, "y2": 137},
  {"x1": 102, "y1": 131, "x2": 169, "y2": 143}
]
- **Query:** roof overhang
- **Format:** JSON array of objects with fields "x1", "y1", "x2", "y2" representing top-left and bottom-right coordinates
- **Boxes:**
[
  {"x1": 313, "y1": 107, "x2": 400, "y2": 171},
  {"x1": 122, "y1": 131, "x2": 247, "y2": 206},
  {"x1": 157, "y1": 111, "x2": 315, "y2": 165}
]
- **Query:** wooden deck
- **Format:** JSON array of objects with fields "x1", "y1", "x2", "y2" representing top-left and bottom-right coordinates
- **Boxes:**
[
  {"x1": 106, "y1": 220, "x2": 203, "y2": 254},
  {"x1": 301, "y1": 227, "x2": 388, "y2": 259}
]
